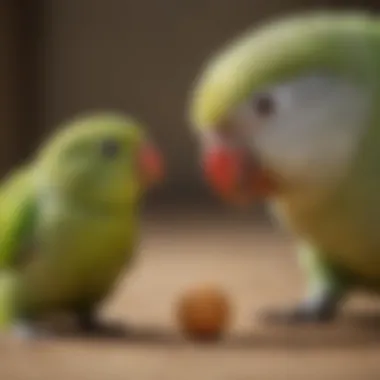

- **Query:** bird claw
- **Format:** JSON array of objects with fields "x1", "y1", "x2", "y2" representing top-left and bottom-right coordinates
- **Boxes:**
[{"x1": 78, "y1": 319, "x2": 130, "y2": 338}]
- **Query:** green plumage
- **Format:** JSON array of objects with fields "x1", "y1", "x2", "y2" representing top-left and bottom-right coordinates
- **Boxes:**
[
  {"x1": 190, "y1": 12, "x2": 380, "y2": 322},
  {"x1": 0, "y1": 113, "x2": 145, "y2": 332},
  {"x1": 191, "y1": 12, "x2": 380, "y2": 129}
]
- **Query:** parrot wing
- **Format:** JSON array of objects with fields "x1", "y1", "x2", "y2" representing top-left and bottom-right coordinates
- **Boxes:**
[{"x1": 0, "y1": 167, "x2": 38, "y2": 269}]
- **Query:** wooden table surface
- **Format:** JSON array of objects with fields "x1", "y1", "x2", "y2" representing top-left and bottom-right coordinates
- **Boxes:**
[{"x1": 1, "y1": 211, "x2": 380, "y2": 380}]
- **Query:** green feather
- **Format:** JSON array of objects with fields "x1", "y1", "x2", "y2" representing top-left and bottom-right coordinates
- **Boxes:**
[
  {"x1": 190, "y1": 12, "x2": 380, "y2": 129},
  {"x1": 189, "y1": 12, "x2": 380, "y2": 315},
  {"x1": 0, "y1": 112, "x2": 145, "y2": 328}
]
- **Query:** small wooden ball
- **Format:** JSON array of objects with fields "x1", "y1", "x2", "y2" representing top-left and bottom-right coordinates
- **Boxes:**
[{"x1": 176, "y1": 285, "x2": 231, "y2": 341}]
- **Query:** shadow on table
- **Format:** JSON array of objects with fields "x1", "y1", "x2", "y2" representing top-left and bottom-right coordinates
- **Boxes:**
[{"x1": 18, "y1": 310, "x2": 380, "y2": 351}]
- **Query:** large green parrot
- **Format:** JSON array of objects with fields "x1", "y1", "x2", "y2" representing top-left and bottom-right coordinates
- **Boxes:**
[
  {"x1": 0, "y1": 112, "x2": 164, "y2": 337},
  {"x1": 189, "y1": 12, "x2": 380, "y2": 323}
]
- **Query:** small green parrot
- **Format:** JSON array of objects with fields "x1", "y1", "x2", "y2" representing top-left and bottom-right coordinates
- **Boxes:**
[
  {"x1": 0, "y1": 112, "x2": 164, "y2": 337},
  {"x1": 189, "y1": 12, "x2": 380, "y2": 323}
]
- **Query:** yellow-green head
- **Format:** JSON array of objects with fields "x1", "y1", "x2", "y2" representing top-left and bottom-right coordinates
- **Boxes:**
[
  {"x1": 189, "y1": 12, "x2": 380, "y2": 205},
  {"x1": 35, "y1": 112, "x2": 164, "y2": 207}
]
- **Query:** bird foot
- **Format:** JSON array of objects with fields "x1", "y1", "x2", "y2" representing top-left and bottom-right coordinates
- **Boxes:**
[{"x1": 78, "y1": 319, "x2": 130, "y2": 338}]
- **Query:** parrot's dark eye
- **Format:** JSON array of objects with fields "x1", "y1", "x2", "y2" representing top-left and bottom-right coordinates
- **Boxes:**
[
  {"x1": 253, "y1": 93, "x2": 275, "y2": 117},
  {"x1": 101, "y1": 139, "x2": 120, "y2": 158}
]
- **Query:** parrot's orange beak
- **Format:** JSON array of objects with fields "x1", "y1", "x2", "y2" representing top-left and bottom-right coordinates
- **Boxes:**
[
  {"x1": 138, "y1": 140, "x2": 165, "y2": 188},
  {"x1": 201, "y1": 142, "x2": 277, "y2": 205}
]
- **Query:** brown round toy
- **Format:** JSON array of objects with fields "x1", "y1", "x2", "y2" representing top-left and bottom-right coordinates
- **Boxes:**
[{"x1": 176, "y1": 284, "x2": 231, "y2": 341}]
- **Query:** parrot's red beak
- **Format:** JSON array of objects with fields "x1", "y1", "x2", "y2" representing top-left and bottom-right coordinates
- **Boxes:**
[
  {"x1": 201, "y1": 142, "x2": 277, "y2": 205},
  {"x1": 138, "y1": 140, "x2": 165, "y2": 188}
]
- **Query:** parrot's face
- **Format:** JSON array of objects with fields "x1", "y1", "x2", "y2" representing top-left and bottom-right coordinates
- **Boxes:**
[
  {"x1": 199, "y1": 74, "x2": 370, "y2": 204},
  {"x1": 36, "y1": 114, "x2": 164, "y2": 206},
  {"x1": 191, "y1": 13, "x2": 375, "y2": 205}
]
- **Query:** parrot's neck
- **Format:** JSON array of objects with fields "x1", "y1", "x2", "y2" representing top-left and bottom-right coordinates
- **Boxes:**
[
  {"x1": 271, "y1": 101, "x2": 380, "y2": 261},
  {"x1": 33, "y1": 168, "x2": 140, "y2": 217},
  {"x1": 38, "y1": 186, "x2": 140, "y2": 220}
]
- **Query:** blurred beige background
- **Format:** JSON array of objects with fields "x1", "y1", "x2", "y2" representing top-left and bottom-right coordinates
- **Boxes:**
[{"x1": 2, "y1": 0, "x2": 378, "y2": 205}]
